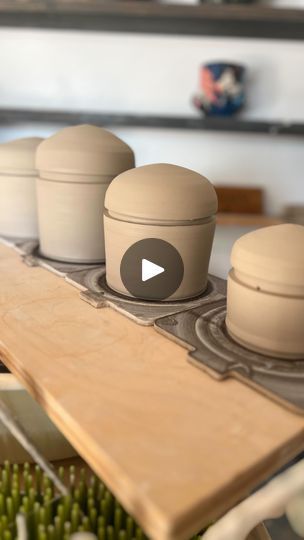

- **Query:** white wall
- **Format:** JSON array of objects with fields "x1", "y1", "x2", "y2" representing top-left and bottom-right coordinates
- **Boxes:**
[
  {"x1": 1, "y1": 28, "x2": 303, "y2": 215},
  {"x1": 1, "y1": 29, "x2": 304, "y2": 121},
  {"x1": 0, "y1": 2, "x2": 303, "y2": 276},
  {"x1": 265, "y1": 0, "x2": 304, "y2": 5}
]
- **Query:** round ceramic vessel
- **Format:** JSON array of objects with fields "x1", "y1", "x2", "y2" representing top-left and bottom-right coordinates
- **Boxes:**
[
  {"x1": 194, "y1": 62, "x2": 246, "y2": 117},
  {"x1": 36, "y1": 125, "x2": 135, "y2": 263},
  {"x1": 0, "y1": 137, "x2": 42, "y2": 239},
  {"x1": 226, "y1": 224, "x2": 304, "y2": 359},
  {"x1": 104, "y1": 163, "x2": 218, "y2": 301},
  {"x1": 0, "y1": 374, "x2": 75, "y2": 463}
]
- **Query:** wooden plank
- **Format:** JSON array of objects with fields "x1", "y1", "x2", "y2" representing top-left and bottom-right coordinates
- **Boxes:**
[
  {"x1": 216, "y1": 213, "x2": 283, "y2": 227},
  {"x1": 0, "y1": 108, "x2": 304, "y2": 138},
  {"x1": 215, "y1": 187, "x2": 264, "y2": 215},
  {"x1": 0, "y1": 1, "x2": 303, "y2": 39},
  {"x1": 0, "y1": 243, "x2": 303, "y2": 540}
]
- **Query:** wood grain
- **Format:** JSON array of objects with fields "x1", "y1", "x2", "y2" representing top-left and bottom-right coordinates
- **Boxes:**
[
  {"x1": 215, "y1": 187, "x2": 264, "y2": 215},
  {"x1": 216, "y1": 213, "x2": 283, "y2": 227},
  {"x1": 0, "y1": 244, "x2": 303, "y2": 540}
]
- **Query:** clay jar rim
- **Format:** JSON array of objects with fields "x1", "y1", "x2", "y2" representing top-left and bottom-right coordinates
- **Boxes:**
[
  {"x1": 38, "y1": 170, "x2": 115, "y2": 185},
  {"x1": 104, "y1": 208, "x2": 216, "y2": 227},
  {"x1": 229, "y1": 268, "x2": 304, "y2": 300},
  {"x1": 104, "y1": 163, "x2": 218, "y2": 223},
  {"x1": 230, "y1": 224, "x2": 304, "y2": 297}
]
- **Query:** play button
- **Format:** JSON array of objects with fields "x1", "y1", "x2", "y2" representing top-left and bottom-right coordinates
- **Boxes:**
[
  {"x1": 142, "y1": 259, "x2": 165, "y2": 282},
  {"x1": 120, "y1": 238, "x2": 184, "y2": 300}
]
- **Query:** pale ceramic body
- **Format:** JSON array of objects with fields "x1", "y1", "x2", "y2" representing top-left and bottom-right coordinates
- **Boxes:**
[
  {"x1": 37, "y1": 176, "x2": 111, "y2": 262},
  {"x1": 0, "y1": 375, "x2": 75, "y2": 463},
  {"x1": 104, "y1": 163, "x2": 217, "y2": 301},
  {"x1": 0, "y1": 137, "x2": 42, "y2": 239},
  {"x1": 104, "y1": 214, "x2": 216, "y2": 300},
  {"x1": 226, "y1": 269, "x2": 304, "y2": 359},
  {"x1": 36, "y1": 125, "x2": 135, "y2": 263},
  {"x1": 0, "y1": 174, "x2": 38, "y2": 238},
  {"x1": 226, "y1": 224, "x2": 304, "y2": 359}
]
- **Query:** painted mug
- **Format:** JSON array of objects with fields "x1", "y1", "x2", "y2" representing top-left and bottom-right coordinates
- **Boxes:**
[{"x1": 194, "y1": 62, "x2": 246, "y2": 116}]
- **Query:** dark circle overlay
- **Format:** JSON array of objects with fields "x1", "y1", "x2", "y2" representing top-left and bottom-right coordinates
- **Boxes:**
[{"x1": 120, "y1": 238, "x2": 184, "y2": 301}]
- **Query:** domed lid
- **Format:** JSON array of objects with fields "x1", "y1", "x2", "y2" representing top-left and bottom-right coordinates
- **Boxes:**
[
  {"x1": 231, "y1": 224, "x2": 304, "y2": 293},
  {"x1": 104, "y1": 163, "x2": 217, "y2": 222},
  {"x1": 36, "y1": 125, "x2": 135, "y2": 180},
  {"x1": 0, "y1": 137, "x2": 43, "y2": 175}
]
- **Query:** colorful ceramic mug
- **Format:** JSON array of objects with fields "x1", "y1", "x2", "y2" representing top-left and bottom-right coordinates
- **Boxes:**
[{"x1": 194, "y1": 62, "x2": 246, "y2": 116}]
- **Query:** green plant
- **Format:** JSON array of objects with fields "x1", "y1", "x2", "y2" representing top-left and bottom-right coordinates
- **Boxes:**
[{"x1": 0, "y1": 462, "x2": 203, "y2": 540}]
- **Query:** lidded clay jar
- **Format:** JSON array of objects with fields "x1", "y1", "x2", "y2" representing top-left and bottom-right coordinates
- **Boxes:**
[
  {"x1": 226, "y1": 223, "x2": 304, "y2": 359},
  {"x1": 104, "y1": 163, "x2": 218, "y2": 301},
  {"x1": 36, "y1": 125, "x2": 135, "y2": 263},
  {"x1": 0, "y1": 137, "x2": 42, "y2": 238}
]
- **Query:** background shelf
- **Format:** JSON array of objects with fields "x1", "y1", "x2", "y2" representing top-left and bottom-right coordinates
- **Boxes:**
[
  {"x1": 0, "y1": 1, "x2": 304, "y2": 40},
  {"x1": 1, "y1": 108, "x2": 304, "y2": 137}
]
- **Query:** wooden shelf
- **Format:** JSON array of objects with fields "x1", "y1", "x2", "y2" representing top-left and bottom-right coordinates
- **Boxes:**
[
  {"x1": 1, "y1": 108, "x2": 304, "y2": 137},
  {"x1": 0, "y1": 1, "x2": 303, "y2": 39},
  {"x1": 217, "y1": 213, "x2": 283, "y2": 227}
]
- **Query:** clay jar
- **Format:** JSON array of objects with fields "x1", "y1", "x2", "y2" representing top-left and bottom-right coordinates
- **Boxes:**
[
  {"x1": 36, "y1": 125, "x2": 135, "y2": 263},
  {"x1": 104, "y1": 163, "x2": 218, "y2": 301},
  {"x1": 226, "y1": 224, "x2": 304, "y2": 359},
  {"x1": 0, "y1": 137, "x2": 42, "y2": 238}
]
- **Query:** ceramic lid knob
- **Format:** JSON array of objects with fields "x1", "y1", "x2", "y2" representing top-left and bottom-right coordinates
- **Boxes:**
[
  {"x1": 36, "y1": 125, "x2": 135, "y2": 178},
  {"x1": 0, "y1": 137, "x2": 43, "y2": 175},
  {"x1": 105, "y1": 163, "x2": 218, "y2": 222}
]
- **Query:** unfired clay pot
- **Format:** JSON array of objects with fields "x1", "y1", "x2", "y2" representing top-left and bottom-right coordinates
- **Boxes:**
[
  {"x1": 36, "y1": 125, "x2": 135, "y2": 263},
  {"x1": 226, "y1": 224, "x2": 304, "y2": 359},
  {"x1": 104, "y1": 163, "x2": 218, "y2": 301},
  {"x1": 0, "y1": 137, "x2": 42, "y2": 239},
  {"x1": 0, "y1": 373, "x2": 75, "y2": 463}
]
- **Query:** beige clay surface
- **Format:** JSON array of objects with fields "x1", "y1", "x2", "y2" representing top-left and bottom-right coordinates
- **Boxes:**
[
  {"x1": 0, "y1": 137, "x2": 42, "y2": 238},
  {"x1": 226, "y1": 224, "x2": 304, "y2": 358},
  {"x1": 104, "y1": 163, "x2": 217, "y2": 299},
  {"x1": 36, "y1": 125, "x2": 135, "y2": 262}
]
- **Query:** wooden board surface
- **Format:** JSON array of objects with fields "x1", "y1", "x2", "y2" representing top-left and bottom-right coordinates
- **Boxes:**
[{"x1": 0, "y1": 243, "x2": 304, "y2": 540}]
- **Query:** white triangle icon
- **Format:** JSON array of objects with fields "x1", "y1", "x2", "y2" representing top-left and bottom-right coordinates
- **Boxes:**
[{"x1": 141, "y1": 258, "x2": 165, "y2": 282}]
